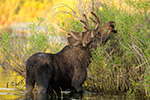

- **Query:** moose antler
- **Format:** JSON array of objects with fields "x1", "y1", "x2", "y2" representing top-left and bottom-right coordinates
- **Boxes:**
[
  {"x1": 80, "y1": 12, "x2": 100, "y2": 32},
  {"x1": 67, "y1": 12, "x2": 101, "y2": 46},
  {"x1": 67, "y1": 12, "x2": 117, "y2": 47},
  {"x1": 80, "y1": 12, "x2": 101, "y2": 46}
]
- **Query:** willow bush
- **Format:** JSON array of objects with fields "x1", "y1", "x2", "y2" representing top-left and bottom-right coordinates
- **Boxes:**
[
  {"x1": 82, "y1": 0, "x2": 150, "y2": 98},
  {"x1": 0, "y1": 21, "x2": 64, "y2": 77}
]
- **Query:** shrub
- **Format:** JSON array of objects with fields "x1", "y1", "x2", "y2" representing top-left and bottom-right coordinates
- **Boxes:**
[{"x1": 83, "y1": 0, "x2": 150, "y2": 97}]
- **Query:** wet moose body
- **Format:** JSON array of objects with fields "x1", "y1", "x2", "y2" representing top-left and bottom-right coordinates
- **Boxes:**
[{"x1": 25, "y1": 12, "x2": 117, "y2": 94}]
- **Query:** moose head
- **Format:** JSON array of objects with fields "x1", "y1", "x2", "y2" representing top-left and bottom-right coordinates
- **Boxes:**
[{"x1": 67, "y1": 12, "x2": 117, "y2": 49}]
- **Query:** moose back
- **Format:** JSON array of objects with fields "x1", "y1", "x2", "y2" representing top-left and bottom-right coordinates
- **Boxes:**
[{"x1": 25, "y1": 12, "x2": 117, "y2": 95}]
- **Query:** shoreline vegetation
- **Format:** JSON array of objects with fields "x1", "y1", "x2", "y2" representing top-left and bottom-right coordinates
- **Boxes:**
[{"x1": 0, "y1": 0, "x2": 150, "y2": 98}]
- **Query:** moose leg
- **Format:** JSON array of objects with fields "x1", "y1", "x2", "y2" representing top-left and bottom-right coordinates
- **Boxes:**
[
  {"x1": 71, "y1": 69, "x2": 87, "y2": 93},
  {"x1": 25, "y1": 69, "x2": 35, "y2": 99},
  {"x1": 25, "y1": 70, "x2": 35, "y2": 94},
  {"x1": 35, "y1": 74, "x2": 50, "y2": 100},
  {"x1": 36, "y1": 75, "x2": 50, "y2": 94},
  {"x1": 71, "y1": 81, "x2": 83, "y2": 93}
]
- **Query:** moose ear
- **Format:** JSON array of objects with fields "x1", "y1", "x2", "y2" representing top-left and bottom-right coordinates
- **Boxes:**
[
  {"x1": 67, "y1": 36, "x2": 81, "y2": 45},
  {"x1": 67, "y1": 32, "x2": 82, "y2": 45},
  {"x1": 82, "y1": 31, "x2": 94, "y2": 47}
]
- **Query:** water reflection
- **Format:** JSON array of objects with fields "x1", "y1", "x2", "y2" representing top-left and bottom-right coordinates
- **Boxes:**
[
  {"x1": 25, "y1": 91, "x2": 83, "y2": 100},
  {"x1": 24, "y1": 91, "x2": 144, "y2": 100},
  {"x1": 1, "y1": 88, "x2": 142, "y2": 100},
  {"x1": 0, "y1": 88, "x2": 143, "y2": 100}
]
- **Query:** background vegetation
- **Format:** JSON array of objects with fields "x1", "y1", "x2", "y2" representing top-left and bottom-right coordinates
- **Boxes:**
[
  {"x1": 0, "y1": 0, "x2": 75, "y2": 26},
  {"x1": 0, "y1": 0, "x2": 150, "y2": 98}
]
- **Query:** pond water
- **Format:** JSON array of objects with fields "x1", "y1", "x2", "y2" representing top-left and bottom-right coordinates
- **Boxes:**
[{"x1": 0, "y1": 68, "x2": 143, "y2": 100}]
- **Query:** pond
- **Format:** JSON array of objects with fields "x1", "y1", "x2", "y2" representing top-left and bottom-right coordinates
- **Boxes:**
[{"x1": 0, "y1": 67, "x2": 143, "y2": 100}]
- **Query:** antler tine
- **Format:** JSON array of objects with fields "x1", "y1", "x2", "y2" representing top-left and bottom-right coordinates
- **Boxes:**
[
  {"x1": 89, "y1": 17, "x2": 97, "y2": 24},
  {"x1": 68, "y1": 30, "x2": 82, "y2": 40},
  {"x1": 89, "y1": 12, "x2": 100, "y2": 30},
  {"x1": 80, "y1": 20, "x2": 90, "y2": 31},
  {"x1": 80, "y1": 14, "x2": 91, "y2": 31},
  {"x1": 67, "y1": 30, "x2": 82, "y2": 45},
  {"x1": 90, "y1": 12, "x2": 100, "y2": 24},
  {"x1": 83, "y1": 14, "x2": 90, "y2": 28},
  {"x1": 80, "y1": 20, "x2": 87, "y2": 27}
]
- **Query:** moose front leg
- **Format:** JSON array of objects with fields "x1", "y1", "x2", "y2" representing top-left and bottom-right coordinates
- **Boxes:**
[
  {"x1": 25, "y1": 68, "x2": 35, "y2": 94},
  {"x1": 36, "y1": 74, "x2": 51, "y2": 94},
  {"x1": 25, "y1": 70, "x2": 35, "y2": 99},
  {"x1": 71, "y1": 68, "x2": 87, "y2": 93},
  {"x1": 71, "y1": 81, "x2": 83, "y2": 93}
]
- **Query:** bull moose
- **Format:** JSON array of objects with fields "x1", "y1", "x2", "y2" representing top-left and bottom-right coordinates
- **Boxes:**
[{"x1": 25, "y1": 12, "x2": 117, "y2": 95}]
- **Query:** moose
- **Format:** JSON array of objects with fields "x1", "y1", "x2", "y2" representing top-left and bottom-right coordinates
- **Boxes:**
[{"x1": 25, "y1": 12, "x2": 117, "y2": 95}]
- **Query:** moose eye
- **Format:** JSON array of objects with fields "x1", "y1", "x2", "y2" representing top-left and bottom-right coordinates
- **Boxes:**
[
  {"x1": 98, "y1": 32, "x2": 101, "y2": 36},
  {"x1": 110, "y1": 24, "x2": 114, "y2": 28},
  {"x1": 111, "y1": 30, "x2": 117, "y2": 34}
]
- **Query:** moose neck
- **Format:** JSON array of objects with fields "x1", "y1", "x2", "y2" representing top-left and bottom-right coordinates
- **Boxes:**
[
  {"x1": 86, "y1": 32, "x2": 114, "y2": 56},
  {"x1": 101, "y1": 33, "x2": 113, "y2": 45}
]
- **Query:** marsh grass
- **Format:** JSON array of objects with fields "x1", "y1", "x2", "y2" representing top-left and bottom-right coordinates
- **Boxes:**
[{"x1": 0, "y1": 0, "x2": 150, "y2": 97}]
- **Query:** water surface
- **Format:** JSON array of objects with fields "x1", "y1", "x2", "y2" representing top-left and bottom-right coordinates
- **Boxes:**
[{"x1": 0, "y1": 68, "x2": 142, "y2": 100}]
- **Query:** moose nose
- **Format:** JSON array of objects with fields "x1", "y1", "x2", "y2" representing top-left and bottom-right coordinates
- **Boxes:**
[{"x1": 111, "y1": 30, "x2": 117, "y2": 34}]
